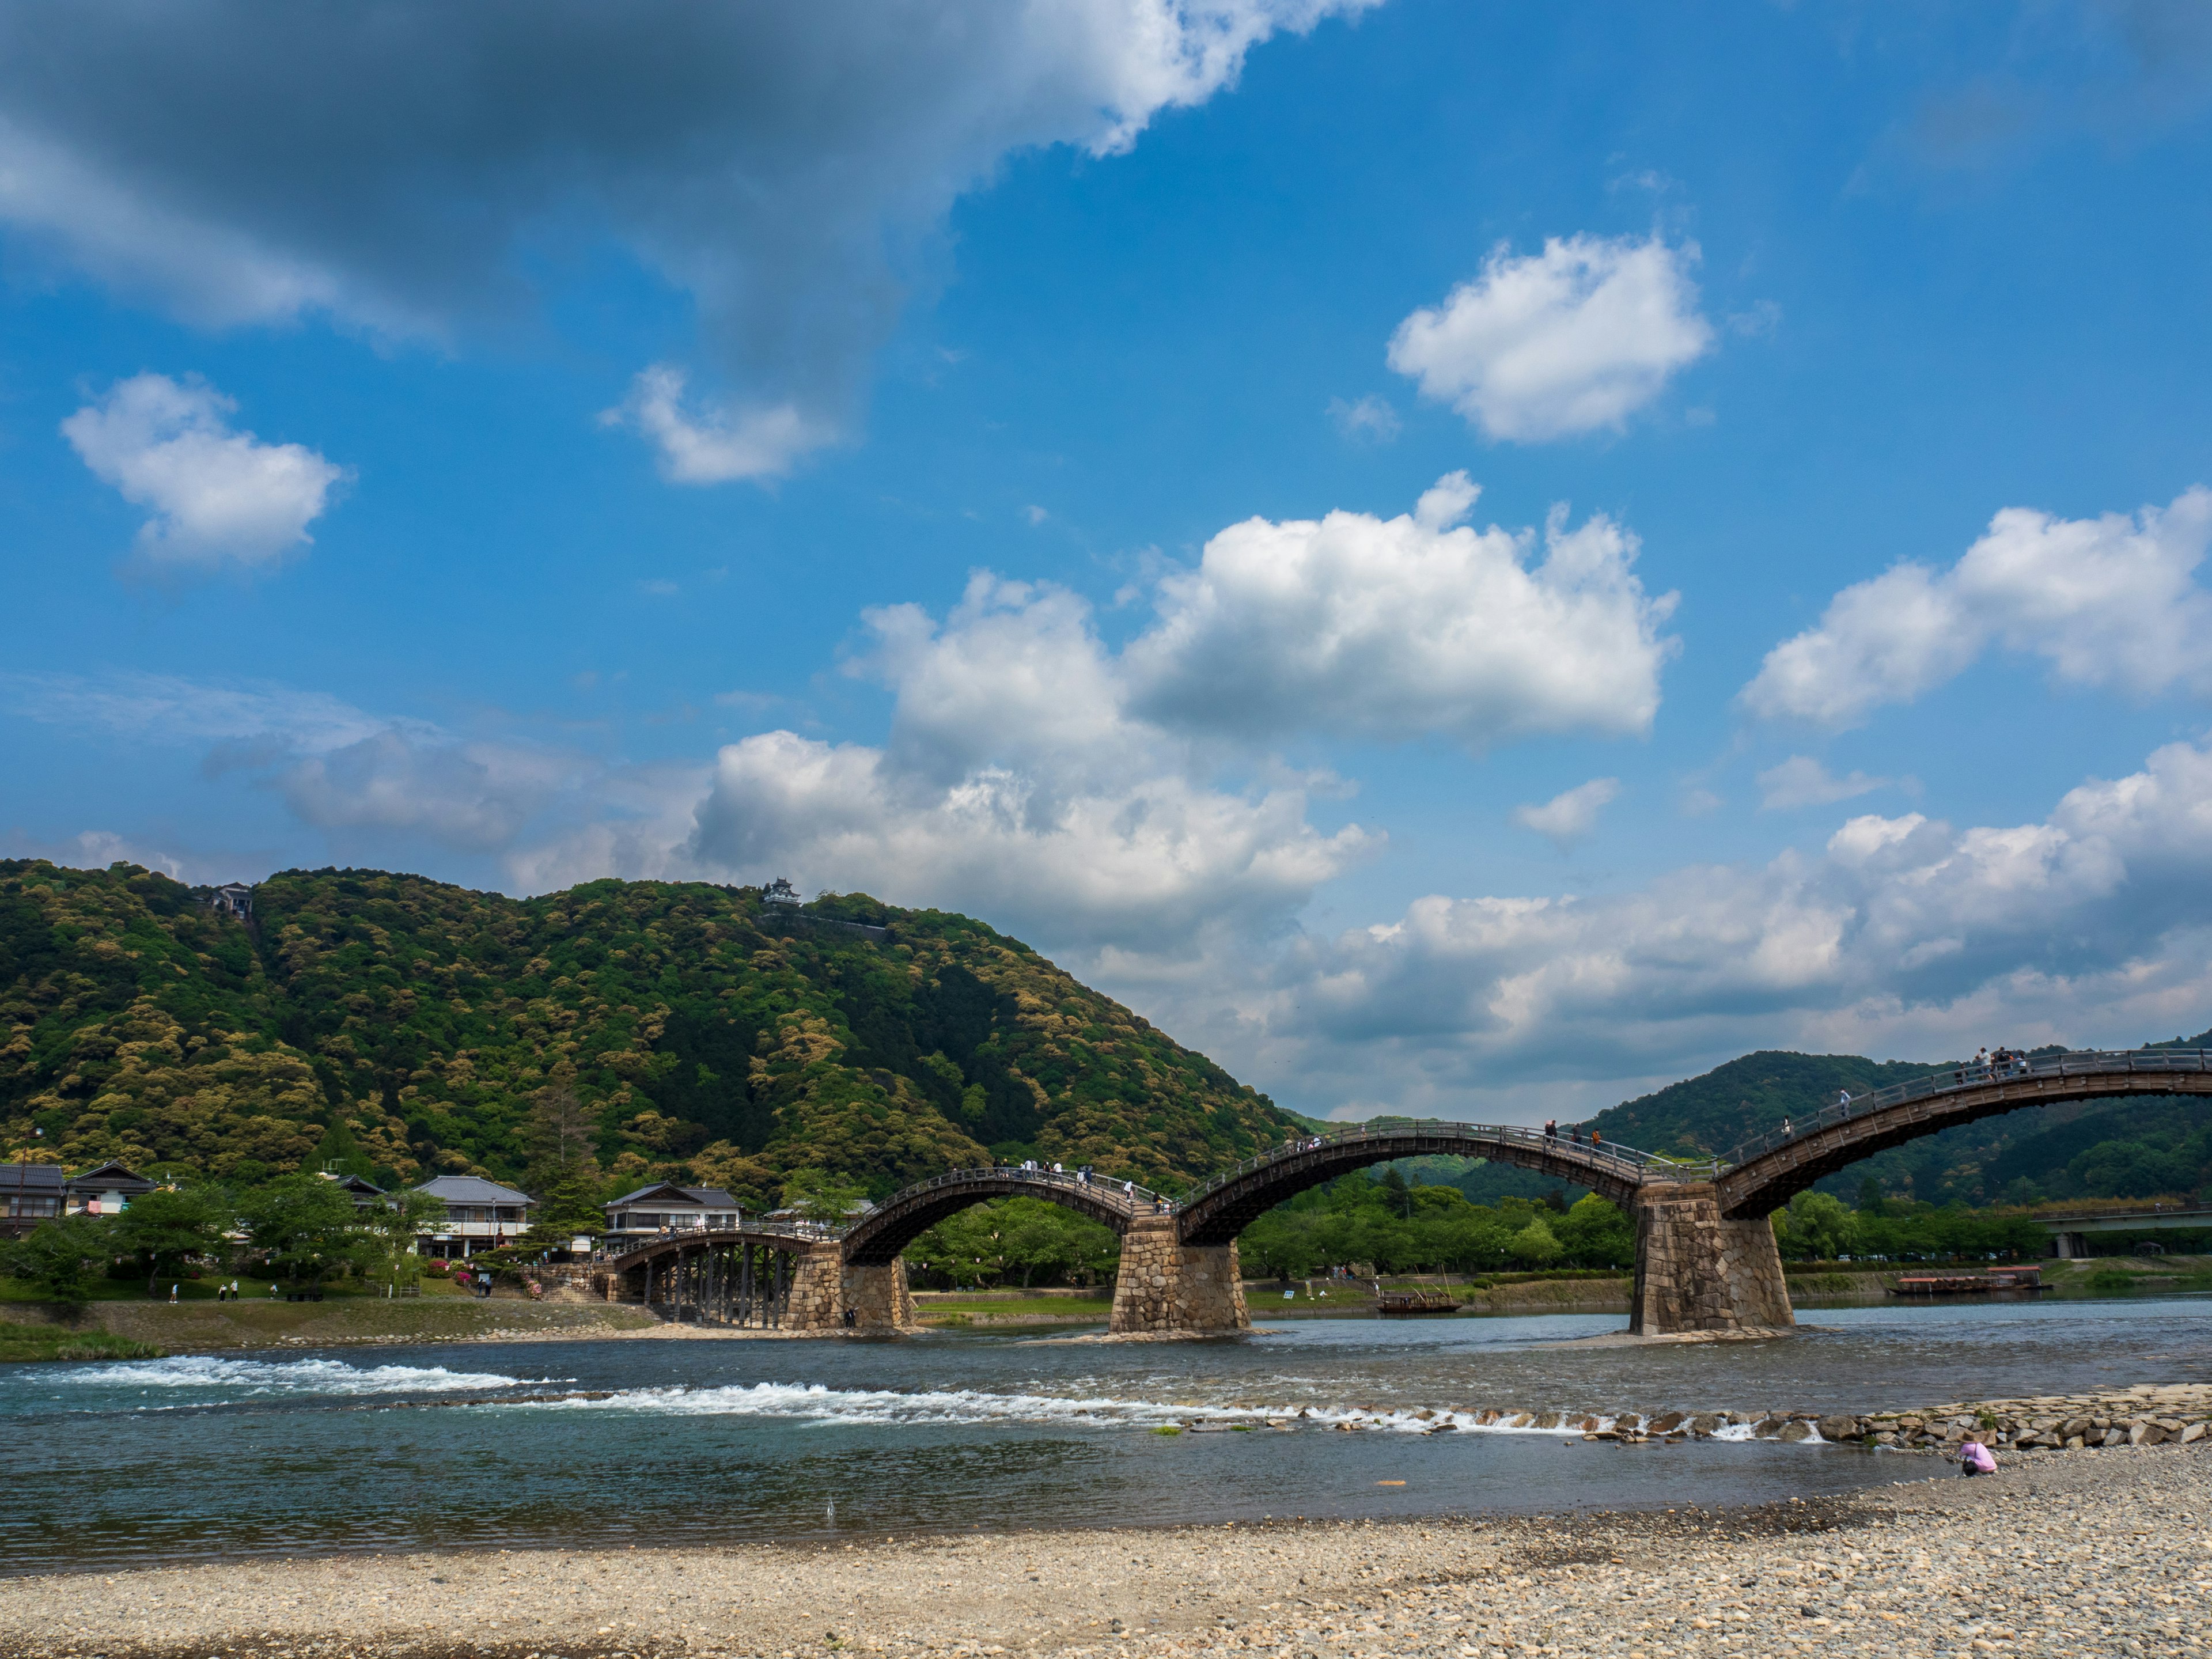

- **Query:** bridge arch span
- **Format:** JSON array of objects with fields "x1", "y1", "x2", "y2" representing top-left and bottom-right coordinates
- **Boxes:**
[
  {"x1": 1175, "y1": 1123, "x2": 1650, "y2": 1247},
  {"x1": 1714, "y1": 1051, "x2": 2212, "y2": 1219},
  {"x1": 600, "y1": 1225, "x2": 824, "y2": 1277},
  {"x1": 840, "y1": 1168, "x2": 1151, "y2": 1265}
]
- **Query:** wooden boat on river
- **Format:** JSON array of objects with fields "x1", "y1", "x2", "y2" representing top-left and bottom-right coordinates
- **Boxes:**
[
  {"x1": 1887, "y1": 1266, "x2": 2043, "y2": 1296},
  {"x1": 1375, "y1": 1289, "x2": 1460, "y2": 1316}
]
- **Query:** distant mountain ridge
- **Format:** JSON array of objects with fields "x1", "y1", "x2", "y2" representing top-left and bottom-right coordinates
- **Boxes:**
[
  {"x1": 1585, "y1": 1041, "x2": 2212, "y2": 1207},
  {"x1": 8, "y1": 857, "x2": 2208, "y2": 1212},
  {"x1": 0, "y1": 861, "x2": 1291, "y2": 1203}
]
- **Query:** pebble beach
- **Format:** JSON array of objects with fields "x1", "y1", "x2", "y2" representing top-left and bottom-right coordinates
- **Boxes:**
[{"x1": 0, "y1": 1408, "x2": 2200, "y2": 1659}]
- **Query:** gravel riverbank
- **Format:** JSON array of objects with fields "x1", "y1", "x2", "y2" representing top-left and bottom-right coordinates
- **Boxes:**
[{"x1": 0, "y1": 1432, "x2": 2200, "y2": 1659}]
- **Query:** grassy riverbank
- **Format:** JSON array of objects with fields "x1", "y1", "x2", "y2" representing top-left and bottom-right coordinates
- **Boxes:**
[
  {"x1": 913, "y1": 1294, "x2": 1116, "y2": 1327},
  {"x1": 0, "y1": 1425, "x2": 2198, "y2": 1658},
  {"x1": 0, "y1": 1322, "x2": 162, "y2": 1363},
  {"x1": 0, "y1": 1296, "x2": 660, "y2": 1355},
  {"x1": 1781, "y1": 1253, "x2": 2212, "y2": 1301}
]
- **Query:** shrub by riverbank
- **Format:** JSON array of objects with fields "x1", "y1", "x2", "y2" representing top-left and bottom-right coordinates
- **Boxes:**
[{"x1": 0, "y1": 1321, "x2": 162, "y2": 1363}]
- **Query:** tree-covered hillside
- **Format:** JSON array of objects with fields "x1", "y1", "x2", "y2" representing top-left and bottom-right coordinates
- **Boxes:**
[
  {"x1": 1586, "y1": 1044, "x2": 2212, "y2": 1208},
  {"x1": 1588, "y1": 1051, "x2": 1951, "y2": 1159},
  {"x1": 0, "y1": 861, "x2": 1291, "y2": 1203}
]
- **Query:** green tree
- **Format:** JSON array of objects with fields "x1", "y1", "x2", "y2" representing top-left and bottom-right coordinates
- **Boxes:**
[
  {"x1": 237, "y1": 1173, "x2": 361, "y2": 1287},
  {"x1": 354, "y1": 1188, "x2": 444, "y2": 1294},
  {"x1": 1554, "y1": 1194, "x2": 1635, "y2": 1268},
  {"x1": 1378, "y1": 1165, "x2": 1413, "y2": 1218},
  {"x1": 524, "y1": 1164, "x2": 611, "y2": 1244},
  {"x1": 914, "y1": 1204, "x2": 1009, "y2": 1287},
  {"x1": 1510, "y1": 1215, "x2": 1563, "y2": 1266},
  {"x1": 5, "y1": 1214, "x2": 114, "y2": 1304},
  {"x1": 994, "y1": 1198, "x2": 1118, "y2": 1286},
  {"x1": 1774, "y1": 1190, "x2": 1857, "y2": 1260},
  {"x1": 112, "y1": 1184, "x2": 228, "y2": 1296},
  {"x1": 1856, "y1": 1176, "x2": 1886, "y2": 1218},
  {"x1": 1238, "y1": 1210, "x2": 1320, "y2": 1280},
  {"x1": 525, "y1": 1081, "x2": 600, "y2": 1183},
  {"x1": 781, "y1": 1166, "x2": 868, "y2": 1225}
]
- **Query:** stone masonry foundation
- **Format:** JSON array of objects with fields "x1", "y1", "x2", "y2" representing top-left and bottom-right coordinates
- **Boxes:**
[
  {"x1": 1108, "y1": 1216, "x2": 1251, "y2": 1334},
  {"x1": 1629, "y1": 1183, "x2": 1794, "y2": 1335},
  {"x1": 783, "y1": 1241, "x2": 847, "y2": 1332},
  {"x1": 841, "y1": 1257, "x2": 916, "y2": 1330}
]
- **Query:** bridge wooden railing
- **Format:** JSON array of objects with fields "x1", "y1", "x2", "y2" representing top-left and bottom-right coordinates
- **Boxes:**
[
  {"x1": 1719, "y1": 1048, "x2": 2212, "y2": 1169},
  {"x1": 595, "y1": 1217, "x2": 831, "y2": 1266},
  {"x1": 863, "y1": 1165, "x2": 1173, "y2": 1217},
  {"x1": 1176, "y1": 1119, "x2": 1704, "y2": 1214}
]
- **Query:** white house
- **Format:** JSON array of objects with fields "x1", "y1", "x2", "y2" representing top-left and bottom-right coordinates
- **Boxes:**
[
  {"x1": 601, "y1": 1181, "x2": 740, "y2": 1244},
  {"x1": 410, "y1": 1175, "x2": 536, "y2": 1259},
  {"x1": 65, "y1": 1160, "x2": 157, "y2": 1217}
]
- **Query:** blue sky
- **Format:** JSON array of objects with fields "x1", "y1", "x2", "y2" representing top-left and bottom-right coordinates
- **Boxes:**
[{"x1": 6, "y1": 1, "x2": 2212, "y2": 1119}]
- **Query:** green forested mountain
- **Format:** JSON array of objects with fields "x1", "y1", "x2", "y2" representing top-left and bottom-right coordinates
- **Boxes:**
[
  {"x1": 1587, "y1": 1051, "x2": 1951, "y2": 1159},
  {"x1": 9, "y1": 857, "x2": 2209, "y2": 1216},
  {"x1": 0, "y1": 861, "x2": 1290, "y2": 1203},
  {"x1": 1586, "y1": 1046, "x2": 2212, "y2": 1208}
]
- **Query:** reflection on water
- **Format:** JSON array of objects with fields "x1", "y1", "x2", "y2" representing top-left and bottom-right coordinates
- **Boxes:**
[{"x1": 1, "y1": 1294, "x2": 2204, "y2": 1572}]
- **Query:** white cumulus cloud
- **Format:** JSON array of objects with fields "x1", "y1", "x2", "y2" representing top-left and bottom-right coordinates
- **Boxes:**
[
  {"x1": 1386, "y1": 233, "x2": 1714, "y2": 442},
  {"x1": 1124, "y1": 472, "x2": 1677, "y2": 748},
  {"x1": 1743, "y1": 487, "x2": 2212, "y2": 726},
  {"x1": 1513, "y1": 778, "x2": 1620, "y2": 850},
  {"x1": 684, "y1": 729, "x2": 1368, "y2": 954},
  {"x1": 60, "y1": 375, "x2": 347, "y2": 569},
  {"x1": 652, "y1": 475, "x2": 1675, "y2": 949},
  {"x1": 665, "y1": 569, "x2": 1378, "y2": 951},
  {"x1": 1185, "y1": 732, "x2": 2212, "y2": 1117}
]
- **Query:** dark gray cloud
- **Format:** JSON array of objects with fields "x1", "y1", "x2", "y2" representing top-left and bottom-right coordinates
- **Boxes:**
[{"x1": 0, "y1": 1, "x2": 1366, "y2": 453}]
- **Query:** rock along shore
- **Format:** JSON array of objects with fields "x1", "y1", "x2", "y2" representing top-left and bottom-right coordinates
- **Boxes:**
[
  {"x1": 0, "y1": 1413, "x2": 2205, "y2": 1659},
  {"x1": 1446, "y1": 1381, "x2": 2212, "y2": 1456}
]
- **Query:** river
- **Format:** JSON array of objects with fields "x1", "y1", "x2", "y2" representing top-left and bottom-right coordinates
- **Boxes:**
[{"x1": 3, "y1": 1293, "x2": 2206, "y2": 1573}]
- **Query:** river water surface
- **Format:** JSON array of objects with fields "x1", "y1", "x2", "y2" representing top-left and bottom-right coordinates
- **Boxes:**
[{"x1": 4, "y1": 1295, "x2": 2206, "y2": 1573}]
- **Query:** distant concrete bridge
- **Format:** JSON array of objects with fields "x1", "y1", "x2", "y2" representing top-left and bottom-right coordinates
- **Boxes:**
[
  {"x1": 599, "y1": 1048, "x2": 2212, "y2": 1339},
  {"x1": 2034, "y1": 1203, "x2": 2212, "y2": 1257}
]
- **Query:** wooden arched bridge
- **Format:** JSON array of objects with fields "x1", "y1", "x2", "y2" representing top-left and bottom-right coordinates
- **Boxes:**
[{"x1": 597, "y1": 1047, "x2": 2212, "y2": 1338}]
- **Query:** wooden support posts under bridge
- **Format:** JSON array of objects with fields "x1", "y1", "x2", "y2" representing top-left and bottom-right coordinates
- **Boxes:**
[{"x1": 615, "y1": 1236, "x2": 805, "y2": 1328}]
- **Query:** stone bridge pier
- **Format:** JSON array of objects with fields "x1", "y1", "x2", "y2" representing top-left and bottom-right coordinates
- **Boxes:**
[
  {"x1": 1628, "y1": 1183, "x2": 1792, "y2": 1335},
  {"x1": 774, "y1": 1243, "x2": 914, "y2": 1332},
  {"x1": 1108, "y1": 1215, "x2": 1250, "y2": 1335},
  {"x1": 840, "y1": 1256, "x2": 915, "y2": 1328}
]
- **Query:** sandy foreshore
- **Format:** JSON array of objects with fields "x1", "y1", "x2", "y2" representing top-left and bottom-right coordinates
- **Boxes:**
[{"x1": 0, "y1": 1438, "x2": 2200, "y2": 1659}]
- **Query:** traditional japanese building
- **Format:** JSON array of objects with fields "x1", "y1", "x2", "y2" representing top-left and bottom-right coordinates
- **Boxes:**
[
  {"x1": 0, "y1": 1162, "x2": 65, "y2": 1238},
  {"x1": 65, "y1": 1161, "x2": 157, "y2": 1217},
  {"x1": 410, "y1": 1175, "x2": 536, "y2": 1259},
  {"x1": 601, "y1": 1181, "x2": 741, "y2": 1244}
]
